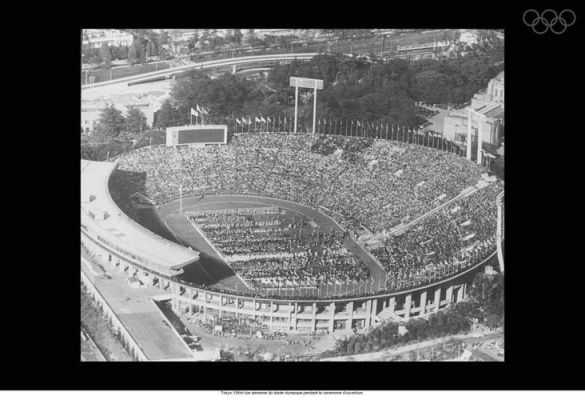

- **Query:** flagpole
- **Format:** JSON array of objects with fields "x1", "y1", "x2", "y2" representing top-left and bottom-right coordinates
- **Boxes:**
[
  {"x1": 312, "y1": 85, "x2": 317, "y2": 134},
  {"x1": 294, "y1": 83, "x2": 299, "y2": 133},
  {"x1": 179, "y1": 183, "x2": 183, "y2": 214}
]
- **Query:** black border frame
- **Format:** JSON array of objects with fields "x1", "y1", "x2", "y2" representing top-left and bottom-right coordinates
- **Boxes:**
[{"x1": 5, "y1": 1, "x2": 585, "y2": 390}]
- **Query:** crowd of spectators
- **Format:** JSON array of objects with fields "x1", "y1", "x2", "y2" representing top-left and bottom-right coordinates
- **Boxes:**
[
  {"x1": 116, "y1": 132, "x2": 483, "y2": 235},
  {"x1": 187, "y1": 208, "x2": 369, "y2": 291},
  {"x1": 371, "y1": 180, "x2": 503, "y2": 290},
  {"x1": 111, "y1": 131, "x2": 502, "y2": 296}
]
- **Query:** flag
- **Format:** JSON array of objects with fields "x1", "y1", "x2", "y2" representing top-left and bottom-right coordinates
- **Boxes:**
[
  {"x1": 260, "y1": 116, "x2": 267, "y2": 123},
  {"x1": 267, "y1": 117, "x2": 272, "y2": 123},
  {"x1": 235, "y1": 118, "x2": 241, "y2": 125},
  {"x1": 255, "y1": 117, "x2": 261, "y2": 123},
  {"x1": 191, "y1": 108, "x2": 199, "y2": 117},
  {"x1": 196, "y1": 104, "x2": 202, "y2": 113},
  {"x1": 201, "y1": 107, "x2": 209, "y2": 115},
  {"x1": 462, "y1": 233, "x2": 476, "y2": 241}
]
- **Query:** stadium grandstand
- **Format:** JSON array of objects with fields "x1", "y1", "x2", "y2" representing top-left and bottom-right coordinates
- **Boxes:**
[
  {"x1": 82, "y1": 123, "x2": 503, "y2": 335},
  {"x1": 111, "y1": 127, "x2": 501, "y2": 294}
]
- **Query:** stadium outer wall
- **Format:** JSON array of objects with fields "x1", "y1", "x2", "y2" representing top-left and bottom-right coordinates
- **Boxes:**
[
  {"x1": 82, "y1": 216, "x2": 495, "y2": 333},
  {"x1": 82, "y1": 137, "x2": 501, "y2": 334}
]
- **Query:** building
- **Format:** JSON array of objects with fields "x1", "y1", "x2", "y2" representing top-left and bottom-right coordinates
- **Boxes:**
[
  {"x1": 443, "y1": 71, "x2": 504, "y2": 147},
  {"x1": 167, "y1": 29, "x2": 198, "y2": 54},
  {"x1": 81, "y1": 90, "x2": 170, "y2": 133},
  {"x1": 83, "y1": 29, "x2": 134, "y2": 49},
  {"x1": 473, "y1": 70, "x2": 504, "y2": 107},
  {"x1": 459, "y1": 30, "x2": 479, "y2": 46}
]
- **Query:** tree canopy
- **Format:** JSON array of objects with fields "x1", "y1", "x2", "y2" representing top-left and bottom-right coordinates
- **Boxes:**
[
  {"x1": 163, "y1": 36, "x2": 503, "y2": 129},
  {"x1": 124, "y1": 106, "x2": 148, "y2": 135},
  {"x1": 94, "y1": 104, "x2": 126, "y2": 140}
]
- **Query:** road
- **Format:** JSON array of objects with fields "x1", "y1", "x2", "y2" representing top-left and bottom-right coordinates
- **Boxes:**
[{"x1": 82, "y1": 53, "x2": 317, "y2": 93}]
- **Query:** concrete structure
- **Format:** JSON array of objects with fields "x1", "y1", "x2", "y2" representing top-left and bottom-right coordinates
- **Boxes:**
[
  {"x1": 496, "y1": 192, "x2": 504, "y2": 273},
  {"x1": 81, "y1": 158, "x2": 498, "y2": 336},
  {"x1": 168, "y1": 29, "x2": 198, "y2": 54},
  {"x1": 114, "y1": 257, "x2": 485, "y2": 334},
  {"x1": 443, "y1": 71, "x2": 504, "y2": 149},
  {"x1": 81, "y1": 53, "x2": 317, "y2": 133},
  {"x1": 444, "y1": 105, "x2": 503, "y2": 149},
  {"x1": 473, "y1": 71, "x2": 504, "y2": 108},
  {"x1": 459, "y1": 30, "x2": 479, "y2": 46},
  {"x1": 81, "y1": 159, "x2": 199, "y2": 278},
  {"x1": 81, "y1": 258, "x2": 214, "y2": 361},
  {"x1": 82, "y1": 53, "x2": 317, "y2": 91},
  {"x1": 83, "y1": 29, "x2": 134, "y2": 49},
  {"x1": 81, "y1": 89, "x2": 169, "y2": 133}
]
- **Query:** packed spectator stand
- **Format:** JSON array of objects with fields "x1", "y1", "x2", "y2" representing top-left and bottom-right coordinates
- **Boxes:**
[{"x1": 111, "y1": 129, "x2": 502, "y2": 299}]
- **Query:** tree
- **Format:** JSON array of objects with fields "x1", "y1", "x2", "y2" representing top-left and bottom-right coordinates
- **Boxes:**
[
  {"x1": 124, "y1": 106, "x2": 148, "y2": 135},
  {"x1": 188, "y1": 31, "x2": 200, "y2": 52},
  {"x1": 248, "y1": 37, "x2": 267, "y2": 48},
  {"x1": 95, "y1": 104, "x2": 126, "y2": 139},
  {"x1": 245, "y1": 29, "x2": 256, "y2": 45},
  {"x1": 128, "y1": 43, "x2": 137, "y2": 66},
  {"x1": 137, "y1": 37, "x2": 147, "y2": 64},
  {"x1": 146, "y1": 41, "x2": 156, "y2": 58},
  {"x1": 99, "y1": 43, "x2": 112, "y2": 67},
  {"x1": 171, "y1": 70, "x2": 255, "y2": 119},
  {"x1": 159, "y1": 31, "x2": 170, "y2": 46},
  {"x1": 233, "y1": 29, "x2": 243, "y2": 45},
  {"x1": 155, "y1": 99, "x2": 181, "y2": 128},
  {"x1": 468, "y1": 272, "x2": 505, "y2": 328}
]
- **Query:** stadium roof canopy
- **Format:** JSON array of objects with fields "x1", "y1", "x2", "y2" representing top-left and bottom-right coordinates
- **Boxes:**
[{"x1": 81, "y1": 159, "x2": 199, "y2": 276}]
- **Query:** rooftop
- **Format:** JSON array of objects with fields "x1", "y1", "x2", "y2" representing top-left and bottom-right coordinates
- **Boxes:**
[
  {"x1": 81, "y1": 258, "x2": 196, "y2": 361},
  {"x1": 81, "y1": 159, "x2": 199, "y2": 276}
]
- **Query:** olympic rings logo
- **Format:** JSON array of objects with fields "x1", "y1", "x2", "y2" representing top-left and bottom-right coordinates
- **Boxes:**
[{"x1": 523, "y1": 9, "x2": 576, "y2": 34}]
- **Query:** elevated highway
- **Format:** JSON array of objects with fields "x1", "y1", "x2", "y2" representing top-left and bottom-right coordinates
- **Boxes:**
[{"x1": 82, "y1": 53, "x2": 318, "y2": 91}]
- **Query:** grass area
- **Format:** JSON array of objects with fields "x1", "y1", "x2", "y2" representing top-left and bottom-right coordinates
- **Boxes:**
[{"x1": 80, "y1": 285, "x2": 132, "y2": 361}]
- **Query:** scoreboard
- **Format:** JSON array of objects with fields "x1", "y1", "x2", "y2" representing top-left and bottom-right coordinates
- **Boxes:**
[{"x1": 166, "y1": 125, "x2": 227, "y2": 147}]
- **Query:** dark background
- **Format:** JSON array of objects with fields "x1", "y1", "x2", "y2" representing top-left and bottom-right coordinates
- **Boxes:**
[{"x1": 4, "y1": 0, "x2": 584, "y2": 390}]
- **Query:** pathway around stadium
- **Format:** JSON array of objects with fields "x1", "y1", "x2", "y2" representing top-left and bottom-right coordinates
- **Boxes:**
[{"x1": 177, "y1": 311, "x2": 338, "y2": 360}]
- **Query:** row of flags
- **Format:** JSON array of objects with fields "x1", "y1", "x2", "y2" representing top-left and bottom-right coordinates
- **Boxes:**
[
  {"x1": 232, "y1": 116, "x2": 457, "y2": 146},
  {"x1": 235, "y1": 116, "x2": 272, "y2": 125},
  {"x1": 234, "y1": 115, "x2": 424, "y2": 133},
  {"x1": 190, "y1": 104, "x2": 209, "y2": 118}
]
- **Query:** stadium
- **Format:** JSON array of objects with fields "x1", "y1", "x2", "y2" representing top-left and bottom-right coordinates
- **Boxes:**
[{"x1": 81, "y1": 124, "x2": 504, "y2": 336}]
